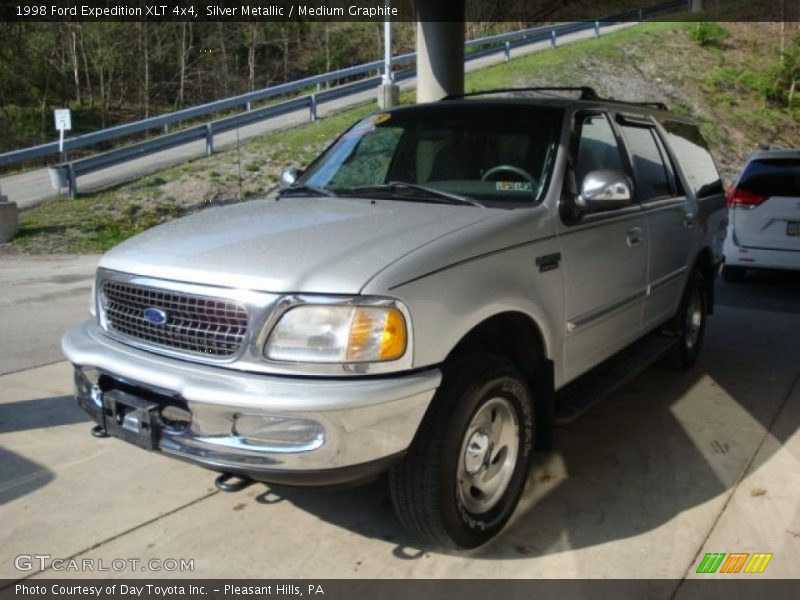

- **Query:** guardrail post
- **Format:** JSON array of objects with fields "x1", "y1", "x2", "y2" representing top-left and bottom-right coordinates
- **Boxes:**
[
  {"x1": 163, "y1": 123, "x2": 169, "y2": 134},
  {"x1": 205, "y1": 124, "x2": 214, "y2": 156},
  {"x1": 638, "y1": 8, "x2": 643, "y2": 21},
  {"x1": 594, "y1": 21, "x2": 600, "y2": 37},
  {"x1": 310, "y1": 95, "x2": 318, "y2": 122},
  {"x1": 550, "y1": 30, "x2": 557, "y2": 48},
  {"x1": 504, "y1": 41, "x2": 511, "y2": 62},
  {"x1": 67, "y1": 164, "x2": 77, "y2": 199}
]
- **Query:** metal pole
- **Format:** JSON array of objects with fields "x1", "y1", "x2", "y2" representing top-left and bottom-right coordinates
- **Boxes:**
[
  {"x1": 504, "y1": 41, "x2": 511, "y2": 62},
  {"x1": 594, "y1": 21, "x2": 600, "y2": 37},
  {"x1": 383, "y1": 12, "x2": 393, "y2": 83},
  {"x1": 310, "y1": 95, "x2": 317, "y2": 121},
  {"x1": 205, "y1": 124, "x2": 214, "y2": 156},
  {"x1": 551, "y1": 30, "x2": 557, "y2": 48}
]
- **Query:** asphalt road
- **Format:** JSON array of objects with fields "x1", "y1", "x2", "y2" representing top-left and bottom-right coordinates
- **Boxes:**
[
  {"x1": 0, "y1": 258, "x2": 798, "y2": 584},
  {"x1": 0, "y1": 24, "x2": 634, "y2": 211}
]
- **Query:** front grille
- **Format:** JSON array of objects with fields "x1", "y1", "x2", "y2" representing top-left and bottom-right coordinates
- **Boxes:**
[{"x1": 102, "y1": 280, "x2": 249, "y2": 358}]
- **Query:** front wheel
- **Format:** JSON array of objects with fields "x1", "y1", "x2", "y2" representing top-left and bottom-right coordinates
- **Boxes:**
[{"x1": 389, "y1": 353, "x2": 535, "y2": 548}]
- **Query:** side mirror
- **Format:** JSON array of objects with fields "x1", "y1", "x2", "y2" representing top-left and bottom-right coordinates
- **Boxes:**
[
  {"x1": 280, "y1": 167, "x2": 303, "y2": 189},
  {"x1": 577, "y1": 170, "x2": 633, "y2": 212}
]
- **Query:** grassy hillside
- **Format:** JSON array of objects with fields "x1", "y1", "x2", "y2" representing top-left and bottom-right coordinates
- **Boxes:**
[{"x1": 7, "y1": 21, "x2": 799, "y2": 255}]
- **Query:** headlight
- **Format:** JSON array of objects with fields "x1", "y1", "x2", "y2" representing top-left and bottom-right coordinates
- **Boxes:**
[{"x1": 265, "y1": 304, "x2": 407, "y2": 364}]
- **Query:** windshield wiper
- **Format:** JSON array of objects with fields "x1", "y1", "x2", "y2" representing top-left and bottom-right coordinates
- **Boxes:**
[
  {"x1": 277, "y1": 183, "x2": 337, "y2": 198},
  {"x1": 347, "y1": 182, "x2": 484, "y2": 207}
]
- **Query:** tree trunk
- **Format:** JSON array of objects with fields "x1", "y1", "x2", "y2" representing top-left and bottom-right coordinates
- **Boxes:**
[
  {"x1": 248, "y1": 23, "x2": 257, "y2": 91},
  {"x1": 179, "y1": 22, "x2": 187, "y2": 107},
  {"x1": 217, "y1": 22, "x2": 228, "y2": 96},
  {"x1": 79, "y1": 27, "x2": 94, "y2": 109},
  {"x1": 69, "y1": 26, "x2": 82, "y2": 106},
  {"x1": 139, "y1": 21, "x2": 150, "y2": 117}
]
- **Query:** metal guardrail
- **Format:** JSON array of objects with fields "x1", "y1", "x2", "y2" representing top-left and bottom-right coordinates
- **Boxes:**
[{"x1": 8, "y1": 0, "x2": 688, "y2": 198}]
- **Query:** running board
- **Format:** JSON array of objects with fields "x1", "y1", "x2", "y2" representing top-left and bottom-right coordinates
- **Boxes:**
[{"x1": 555, "y1": 332, "x2": 677, "y2": 424}]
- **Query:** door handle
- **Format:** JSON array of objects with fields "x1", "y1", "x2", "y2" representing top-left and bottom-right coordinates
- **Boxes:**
[
  {"x1": 683, "y1": 213, "x2": 695, "y2": 228},
  {"x1": 626, "y1": 227, "x2": 643, "y2": 247}
]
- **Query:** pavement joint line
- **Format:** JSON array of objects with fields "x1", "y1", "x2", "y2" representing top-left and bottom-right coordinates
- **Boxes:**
[
  {"x1": 1, "y1": 489, "x2": 220, "y2": 588},
  {"x1": 0, "y1": 359, "x2": 68, "y2": 379},
  {"x1": 669, "y1": 366, "x2": 800, "y2": 598}
]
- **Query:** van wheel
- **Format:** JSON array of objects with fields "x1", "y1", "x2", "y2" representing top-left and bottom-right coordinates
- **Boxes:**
[
  {"x1": 722, "y1": 265, "x2": 746, "y2": 283},
  {"x1": 388, "y1": 353, "x2": 534, "y2": 549},
  {"x1": 661, "y1": 269, "x2": 707, "y2": 370}
]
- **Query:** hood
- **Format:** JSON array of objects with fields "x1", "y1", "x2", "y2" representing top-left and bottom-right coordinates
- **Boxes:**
[{"x1": 99, "y1": 196, "x2": 494, "y2": 294}]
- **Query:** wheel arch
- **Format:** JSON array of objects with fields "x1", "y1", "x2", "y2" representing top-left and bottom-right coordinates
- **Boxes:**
[{"x1": 443, "y1": 310, "x2": 556, "y2": 451}]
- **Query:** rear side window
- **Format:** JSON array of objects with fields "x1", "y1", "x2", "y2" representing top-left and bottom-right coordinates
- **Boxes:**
[
  {"x1": 619, "y1": 123, "x2": 673, "y2": 201},
  {"x1": 739, "y1": 159, "x2": 800, "y2": 197},
  {"x1": 662, "y1": 120, "x2": 723, "y2": 199}
]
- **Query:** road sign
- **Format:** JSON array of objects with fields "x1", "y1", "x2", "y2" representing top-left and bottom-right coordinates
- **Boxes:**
[
  {"x1": 54, "y1": 109, "x2": 72, "y2": 132},
  {"x1": 54, "y1": 109, "x2": 72, "y2": 156}
]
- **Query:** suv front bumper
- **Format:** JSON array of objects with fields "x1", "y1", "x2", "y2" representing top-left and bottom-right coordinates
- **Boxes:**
[{"x1": 62, "y1": 321, "x2": 440, "y2": 485}]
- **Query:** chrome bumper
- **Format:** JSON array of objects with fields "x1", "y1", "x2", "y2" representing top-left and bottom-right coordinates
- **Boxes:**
[{"x1": 62, "y1": 322, "x2": 440, "y2": 481}]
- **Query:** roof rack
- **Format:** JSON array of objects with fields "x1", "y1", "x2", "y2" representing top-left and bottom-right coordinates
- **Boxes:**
[{"x1": 442, "y1": 87, "x2": 670, "y2": 111}]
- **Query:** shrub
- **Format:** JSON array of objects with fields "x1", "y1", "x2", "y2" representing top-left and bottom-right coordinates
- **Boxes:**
[{"x1": 689, "y1": 22, "x2": 730, "y2": 48}]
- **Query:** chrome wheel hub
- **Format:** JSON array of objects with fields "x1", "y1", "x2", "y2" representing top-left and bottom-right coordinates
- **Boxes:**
[
  {"x1": 457, "y1": 396, "x2": 519, "y2": 514},
  {"x1": 685, "y1": 287, "x2": 703, "y2": 350}
]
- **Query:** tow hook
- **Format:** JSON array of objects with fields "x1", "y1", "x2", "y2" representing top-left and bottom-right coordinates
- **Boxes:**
[
  {"x1": 214, "y1": 473, "x2": 254, "y2": 492},
  {"x1": 91, "y1": 424, "x2": 109, "y2": 438}
]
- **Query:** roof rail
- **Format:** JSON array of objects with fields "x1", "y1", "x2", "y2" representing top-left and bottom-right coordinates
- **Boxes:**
[
  {"x1": 442, "y1": 87, "x2": 670, "y2": 111},
  {"x1": 443, "y1": 86, "x2": 600, "y2": 100}
]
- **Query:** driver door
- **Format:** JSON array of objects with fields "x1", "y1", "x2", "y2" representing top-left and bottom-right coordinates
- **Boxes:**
[{"x1": 557, "y1": 111, "x2": 648, "y2": 383}]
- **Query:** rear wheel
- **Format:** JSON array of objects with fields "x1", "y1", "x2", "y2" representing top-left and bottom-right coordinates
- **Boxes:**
[
  {"x1": 722, "y1": 265, "x2": 746, "y2": 283},
  {"x1": 661, "y1": 269, "x2": 707, "y2": 370},
  {"x1": 389, "y1": 353, "x2": 534, "y2": 548}
]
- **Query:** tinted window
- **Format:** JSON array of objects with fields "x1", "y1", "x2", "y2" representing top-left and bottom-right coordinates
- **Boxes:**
[
  {"x1": 575, "y1": 114, "x2": 625, "y2": 185},
  {"x1": 620, "y1": 123, "x2": 672, "y2": 201},
  {"x1": 662, "y1": 120, "x2": 723, "y2": 199},
  {"x1": 739, "y1": 159, "x2": 800, "y2": 197}
]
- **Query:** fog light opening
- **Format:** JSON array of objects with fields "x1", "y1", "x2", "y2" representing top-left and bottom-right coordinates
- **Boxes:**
[{"x1": 233, "y1": 414, "x2": 325, "y2": 450}]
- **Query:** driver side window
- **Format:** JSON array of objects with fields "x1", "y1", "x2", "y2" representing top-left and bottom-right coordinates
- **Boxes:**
[{"x1": 576, "y1": 114, "x2": 626, "y2": 185}]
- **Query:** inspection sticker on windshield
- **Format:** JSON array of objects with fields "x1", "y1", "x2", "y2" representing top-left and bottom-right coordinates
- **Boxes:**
[{"x1": 496, "y1": 181, "x2": 533, "y2": 192}]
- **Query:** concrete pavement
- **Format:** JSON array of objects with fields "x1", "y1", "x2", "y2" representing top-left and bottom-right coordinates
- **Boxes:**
[
  {"x1": 0, "y1": 264, "x2": 798, "y2": 584},
  {"x1": 0, "y1": 24, "x2": 634, "y2": 211}
]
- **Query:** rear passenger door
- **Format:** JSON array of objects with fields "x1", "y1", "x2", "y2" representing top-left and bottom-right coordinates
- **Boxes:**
[
  {"x1": 616, "y1": 114, "x2": 695, "y2": 332},
  {"x1": 557, "y1": 111, "x2": 648, "y2": 383}
]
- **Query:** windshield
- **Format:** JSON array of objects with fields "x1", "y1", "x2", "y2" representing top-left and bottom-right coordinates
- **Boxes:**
[{"x1": 299, "y1": 105, "x2": 562, "y2": 207}]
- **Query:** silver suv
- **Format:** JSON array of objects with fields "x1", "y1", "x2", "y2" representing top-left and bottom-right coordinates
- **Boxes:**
[{"x1": 62, "y1": 87, "x2": 727, "y2": 548}]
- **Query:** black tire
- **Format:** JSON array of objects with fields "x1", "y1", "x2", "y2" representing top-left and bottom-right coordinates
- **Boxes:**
[
  {"x1": 388, "y1": 353, "x2": 535, "y2": 549},
  {"x1": 660, "y1": 269, "x2": 707, "y2": 370},
  {"x1": 722, "y1": 265, "x2": 746, "y2": 283}
]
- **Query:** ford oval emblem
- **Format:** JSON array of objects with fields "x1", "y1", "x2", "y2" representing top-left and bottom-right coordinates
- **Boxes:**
[{"x1": 143, "y1": 307, "x2": 168, "y2": 325}]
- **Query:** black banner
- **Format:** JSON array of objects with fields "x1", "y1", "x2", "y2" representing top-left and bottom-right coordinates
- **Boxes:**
[
  {"x1": 0, "y1": 0, "x2": 798, "y2": 23},
  {"x1": 3, "y1": 580, "x2": 800, "y2": 600}
]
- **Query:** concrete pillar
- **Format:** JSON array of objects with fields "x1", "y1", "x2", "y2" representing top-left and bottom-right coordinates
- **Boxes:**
[
  {"x1": 0, "y1": 186, "x2": 18, "y2": 243},
  {"x1": 415, "y1": 8, "x2": 465, "y2": 103}
]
